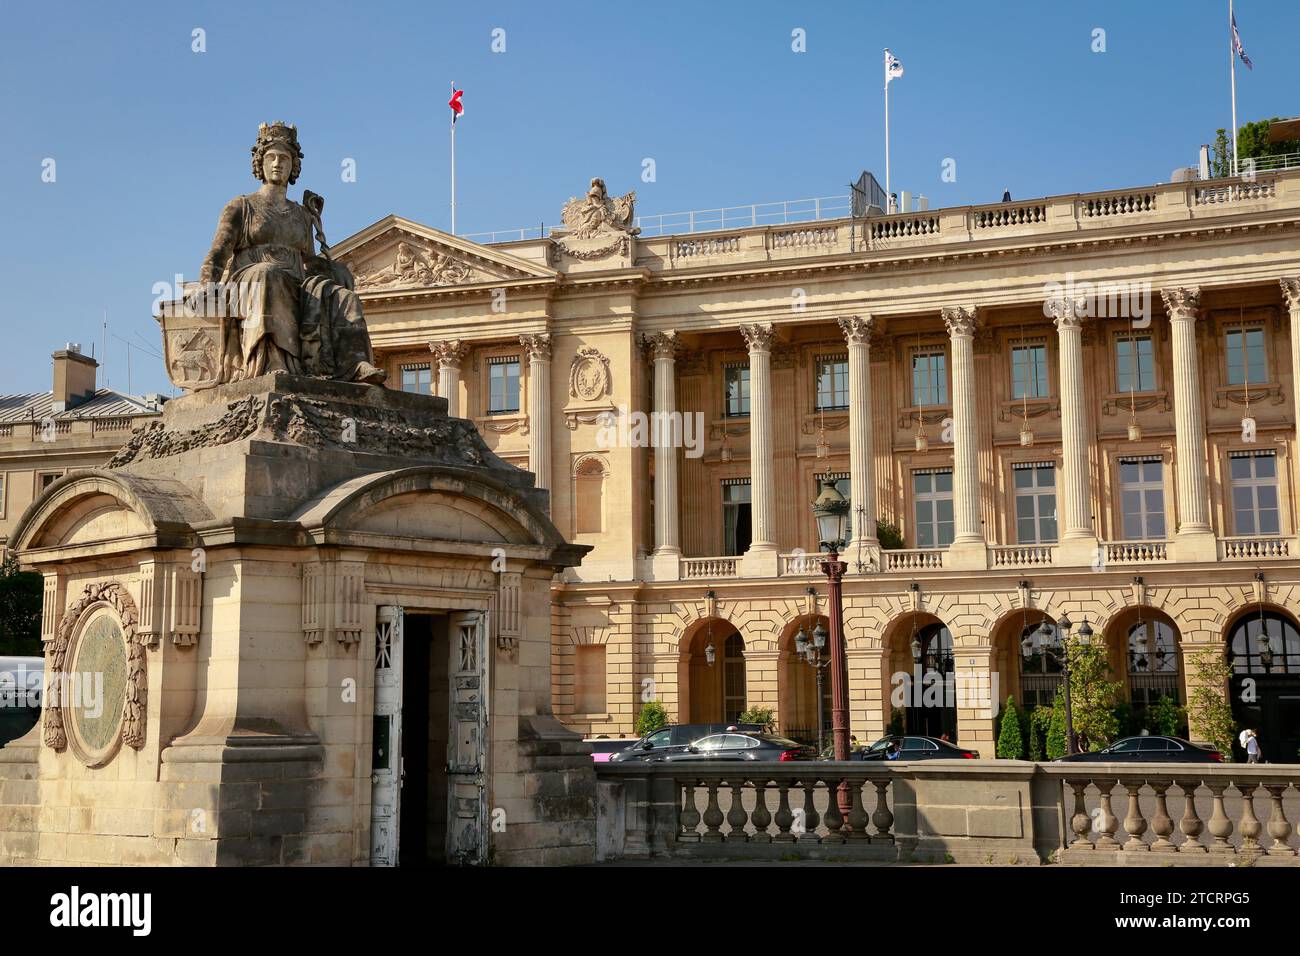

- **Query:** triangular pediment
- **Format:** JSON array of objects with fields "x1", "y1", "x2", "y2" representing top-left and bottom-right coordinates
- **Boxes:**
[{"x1": 331, "y1": 215, "x2": 556, "y2": 292}]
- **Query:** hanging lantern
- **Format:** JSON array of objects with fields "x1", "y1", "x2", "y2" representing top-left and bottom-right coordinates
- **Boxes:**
[
  {"x1": 915, "y1": 430, "x2": 929, "y2": 452},
  {"x1": 1019, "y1": 423, "x2": 1034, "y2": 447},
  {"x1": 1127, "y1": 420, "x2": 1142, "y2": 442},
  {"x1": 816, "y1": 426, "x2": 830, "y2": 459},
  {"x1": 720, "y1": 436, "x2": 733, "y2": 462}
]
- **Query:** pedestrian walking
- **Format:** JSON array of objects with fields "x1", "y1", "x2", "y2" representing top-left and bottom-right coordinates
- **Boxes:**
[{"x1": 1246, "y1": 728, "x2": 1261, "y2": 764}]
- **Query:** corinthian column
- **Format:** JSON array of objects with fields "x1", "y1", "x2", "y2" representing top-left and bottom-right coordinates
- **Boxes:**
[
  {"x1": 428, "y1": 339, "x2": 468, "y2": 416},
  {"x1": 1283, "y1": 279, "x2": 1300, "y2": 479},
  {"x1": 1161, "y1": 287, "x2": 1216, "y2": 561},
  {"x1": 740, "y1": 322, "x2": 779, "y2": 576},
  {"x1": 520, "y1": 333, "x2": 552, "y2": 499},
  {"x1": 942, "y1": 306, "x2": 986, "y2": 569},
  {"x1": 838, "y1": 315, "x2": 878, "y2": 555},
  {"x1": 1049, "y1": 297, "x2": 1096, "y2": 552},
  {"x1": 644, "y1": 331, "x2": 681, "y2": 578}
]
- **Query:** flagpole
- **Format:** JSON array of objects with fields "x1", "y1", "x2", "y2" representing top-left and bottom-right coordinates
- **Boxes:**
[
  {"x1": 1230, "y1": 0, "x2": 1238, "y2": 177},
  {"x1": 884, "y1": 50, "x2": 891, "y2": 203},
  {"x1": 450, "y1": 81, "x2": 458, "y2": 234}
]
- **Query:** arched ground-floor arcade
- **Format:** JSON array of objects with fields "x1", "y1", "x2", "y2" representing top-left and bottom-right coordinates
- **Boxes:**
[{"x1": 552, "y1": 566, "x2": 1300, "y2": 758}]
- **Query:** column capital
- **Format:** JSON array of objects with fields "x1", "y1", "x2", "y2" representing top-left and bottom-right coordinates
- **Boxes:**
[
  {"x1": 941, "y1": 305, "x2": 978, "y2": 338},
  {"x1": 641, "y1": 329, "x2": 678, "y2": 362},
  {"x1": 838, "y1": 314, "x2": 875, "y2": 347},
  {"x1": 740, "y1": 321, "x2": 777, "y2": 353},
  {"x1": 1160, "y1": 287, "x2": 1202, "y2": 322},
  {"x1": 1046, "y1": 296, "x2": 1085, "y2": 331},
  {"x1": 1280, "y1": 277, "x2": 1300, "y2": 312},
  {"x1": 428, "y1": 338, "x2": 469, "y2": 369},
  {"x1": 519, "y1": 332, "x2": 552, "y2": 362}
]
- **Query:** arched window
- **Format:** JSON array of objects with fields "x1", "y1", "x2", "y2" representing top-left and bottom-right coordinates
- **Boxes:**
[
  {"x1": 1127, "y1": 619, "x2": 1179, "y2": 710},
  {"x1": 1020, "y1": 620, "x2": 1062, "y2": 711},
  {"x1": 573, "y1": 457, "x2": 606, "y2": 534},
  {"x1": 1230, "y1": 610, "x2": 1300, "y2": 675}
]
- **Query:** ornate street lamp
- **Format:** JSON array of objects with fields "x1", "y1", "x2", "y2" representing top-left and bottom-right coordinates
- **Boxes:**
[
  {"x1": 795, "y1": 618, "x2": 831, "y2": 755},
  {"x1": 811, "y1": 478, "x2": 852, "y2": 797},
  {"x1": 1024, "y1": 613, "x2": 1081, "y2": 755}
]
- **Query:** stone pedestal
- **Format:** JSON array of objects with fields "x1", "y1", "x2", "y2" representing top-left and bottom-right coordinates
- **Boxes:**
[{"x1": 8, "y1": 373, "x2": 594, "y2": 867}]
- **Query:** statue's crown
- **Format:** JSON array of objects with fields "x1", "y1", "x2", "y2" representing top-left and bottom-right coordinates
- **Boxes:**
[{"x1": 257, "y1": 120, "x2": 299, "y2": 148}]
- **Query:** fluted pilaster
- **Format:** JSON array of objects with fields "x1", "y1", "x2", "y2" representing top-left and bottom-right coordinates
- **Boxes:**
[
  {"x1": 1049, "y1": 297, "x2": 1094, "y2": 541},
  {"x1": 428, "y1": 339, "x2": 468, "y2": 416},
  {"x1": 1161, "y1": 288, "x2": 1211, "y2": 538},
  {"x1": 839, "y1": 315, "x2": 877, "y2": 549},
  {"x1": 741, "y1": 323, "x2": 779, "y2": 572},
  {"x1": 644, "y1": 330, "x2": 681, "y2": 558},
  {"x1": 942, "y1": 306, "x2": 983, "y2": 549},
  {"x1": 520, "y1": 333, "x2": 553, "y2": 498}
]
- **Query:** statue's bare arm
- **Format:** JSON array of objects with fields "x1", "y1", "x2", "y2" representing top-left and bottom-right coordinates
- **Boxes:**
[{"x1": 199, "y1": 198, "x2": 243, "y2": 283}]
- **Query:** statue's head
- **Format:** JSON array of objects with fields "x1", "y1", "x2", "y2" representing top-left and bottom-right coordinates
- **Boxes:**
[{"x1": 251, "y1": 121, "x2": 304, "y2": 185}]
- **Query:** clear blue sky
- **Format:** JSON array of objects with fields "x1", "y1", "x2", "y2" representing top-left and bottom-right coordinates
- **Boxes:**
[{"x1": 1, "y1": 0, "x2": 1296, "y2": 396}]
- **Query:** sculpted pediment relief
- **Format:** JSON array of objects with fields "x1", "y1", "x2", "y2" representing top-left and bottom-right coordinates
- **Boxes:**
[{"x1": 332, "y1": 216, "x2": 556, "y2": 292}]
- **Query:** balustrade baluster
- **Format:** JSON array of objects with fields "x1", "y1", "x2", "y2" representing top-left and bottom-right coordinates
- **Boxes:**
[
  {"x1": 871, "y1": 780, "x2": 894, "y2": 843},
  {"x1": 725, "y1": 779, "x2": 749, "y2": 843},
  {"x1": 1177, "y1": 780, "x2": 1207, "y2": 853},
  {"x1": 1147, "y1": 780, "x2": 1176, "y2": 852},
  {"x1": 798, "y1": 778, "x2": 821, "y2": 841},
  {"x1": 1095, "y1": 781, "x2": 1120, "y2": 848},
  {"x1": 679, "y1": 780, "x2": 701, "y2": 842},
  {"x1": 1068, "y1": 781, "x2": 1092, "y2": 848},
  {"x1": 773, "y1": 782, "x2": 796, "y2": 843},
  {"x1": 750, "y1": 778, "x2": 773, "y2": 843},
  {"x1": 821, "y1": 776, "x2": 845, "y2": 844},
  {"x1": 1122, "y1": 782, "x2": 1149, "y2": 851},
  {"x1": 701, "y1": 780, "x2": 725, "y2": 843},
  {"x1": 846, "y1": 779, "x2": 870, "y2": 841},
  {"x1": 1236, "y1": 781, "x2": 1263, "y2": 857},
  {"x1": 1205, "y1": 781, "x2": 1235, "y2": 853},
  {"x1": 1265, "y1": 784, "x2": 1296, "y2": 856}
]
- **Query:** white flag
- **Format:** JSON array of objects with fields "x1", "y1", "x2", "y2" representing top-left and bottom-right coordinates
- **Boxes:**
[{"x1": 885, "y1": 48, "x2": 904, "y2": 84}]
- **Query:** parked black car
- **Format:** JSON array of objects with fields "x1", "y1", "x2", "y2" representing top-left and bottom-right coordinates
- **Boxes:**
[
  {"x1": 663, "y1": 732, "x2": 815, "y2": 762},
  {"x1": 857, "y1": 735, "x2": 980, "y2": 761},
  {"x1": 607, "y1": 722, "x2": 767, "y2": 763},
  {"x1": 1054, "y1": 735, "x2": 1223, "y2": 763}
]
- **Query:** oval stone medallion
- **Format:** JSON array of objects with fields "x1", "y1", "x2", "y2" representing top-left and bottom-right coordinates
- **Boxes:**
[{"x1": 68, "y1": 609, "x2": 128, "y2": 763}]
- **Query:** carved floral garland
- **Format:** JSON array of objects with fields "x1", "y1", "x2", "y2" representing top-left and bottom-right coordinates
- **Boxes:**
[{"x1": 44, "y1": 582, "x2": 146, "y2": 754}]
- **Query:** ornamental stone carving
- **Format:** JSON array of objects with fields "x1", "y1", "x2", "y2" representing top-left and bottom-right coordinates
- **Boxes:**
[
  {"x1": 569, "y1": 347, "x2": 612, "y2": 401},
  {"x1": 1282, "y1": 278, "x2": 1300, "y2": 312},
  {"x1": 740, "y1": 322, "x2": 777, "y2": 352},
  {"x1": 642, "y1": 330, "x2": 677, "y2": 362},
  {"x1": 429, "y1": 339, "x2": 469, "y2": 369},
  {"x1": 356, "y1": 240, "x2": 477, "y2": 290},
  {"x1": 555, "y1": 178, "x2": 640, "y2": 260},
  {"x1": 1160, "y1": 287, "x2": 1202, "y2": 321},
  {"x1": 44, "y1": 581, "x2": 146, "y2": 763},
  {"x1": 520, "y1": 333, "x2": 553, "y2": 362},
  {"x1": 838, "y1": 314, "x2": 875, "y2": 347},
  {"x1": 941, "y1": 306, "x2": 979, "y2": 338}
]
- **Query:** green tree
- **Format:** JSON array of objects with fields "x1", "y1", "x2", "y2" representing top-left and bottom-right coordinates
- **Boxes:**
[
  {"x1": 1046, "y1": 691, "x2": 1068, "y2": 760},
  {"x1": 1147, "y1": 695, "x2": 1186, "y2": 738},
  {"x1": 738, "y1": 706, "x2": 774, "y2": 732},
  {"x1": 1068, "y1": 639, "x2": 1122, "y2": 751},
  {"x1": 1237, "y1": 117, "x2": 1300, "y2": 161},
  {"x1": 1029, "y1": 704, "x2": 1053, "y2": 761},
  {"x1": 876, "y1": 521, "x2": 904, "y2": 550},
  {"x1": 1186, "y1": 650, "x2": 1238, "y2": 760},
  {"x1": 0, "y1": 554, "x2": 43, "y2": 657},
  {"x1": 634, "y1": 699, "x2": 669, "y2": 738},
  {"x1": 996, "y1": 696, "x2": 1025, "y2": 759}
]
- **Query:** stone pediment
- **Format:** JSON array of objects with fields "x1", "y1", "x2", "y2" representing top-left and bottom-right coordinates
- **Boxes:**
[{"x1": 332, "y1": 216, "x2": 556, "y2": 292}]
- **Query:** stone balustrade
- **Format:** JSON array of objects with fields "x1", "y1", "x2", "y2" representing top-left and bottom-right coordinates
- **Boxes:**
[
  {"x1": 680, "y1": 556, "x2": 739, "y2": 580},
  {"x1": 1104, "y1": 540, "x2": 1170, "y2": 564},
  {"x1": 596, "y1": 761, "x2": 1300, "y2": 865},
  {"x1": 991, "y1": 544, "x2": 1056, "y2": 568},
  {"x1": 1219, "y1": 535, "x2": 1291, "y2": 560},
  {"x1": 883, "y1": 548, "x2": 945, "y2": 571}
]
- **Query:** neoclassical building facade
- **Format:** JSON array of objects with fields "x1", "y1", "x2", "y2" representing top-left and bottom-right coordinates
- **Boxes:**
[{"x1": 332, "y1": 171, "x2": 1300, "y2": 759}]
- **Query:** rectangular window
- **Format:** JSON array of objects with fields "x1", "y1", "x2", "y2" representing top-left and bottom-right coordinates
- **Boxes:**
[
  {"x1": 1225, "y1": 328, "x2": 1266, "y2": 386},
  {"x1": 1230, "y1": 451, "x2": 1280, "y2": 535},
  {"x1": 488, "y1": 356, "x2": 520, "y2": 413},
  {"x1": 722, "y1": 479, "x2": 752, "y2": 556},
  {"x1": 400, "y1": 363, "x2": 432, "y2": 395},
  {"x1": 1118, "y1": 456, "x2": 1166, "y2": 540},
  {"x1": 912, "y1": 350, "x2": 947, "y2": 407},
  {"x1": 724, "y1": 364, "x2": 750, "y2": 418},
  {"x1": 574, "y1": 645, "x2": 607, "y2": 714},
  {"x1": 814, "y1": 473, "x2": 852, "y2": 541},
  {"x1": 37, "y1": 471, "x2": 62, "y2": 492},
  {"x1": 815, "y1": 355, "x2": 849, "y2": 410},
  {"x1": 1116, "y1": 336, "x2": 1156, "y2": 393},
  {"x1": 1011, "y1": 344, "x2": 1049, "y2": 399},
  {"x1": 912, "y1": 469, "x2": 954, "y2": 548},
  {"x1": 1013, "y1": 462, "x2": 1058, "y2": 544}
]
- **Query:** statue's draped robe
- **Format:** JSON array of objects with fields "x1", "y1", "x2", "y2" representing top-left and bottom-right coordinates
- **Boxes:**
[{"x1": 200, "y1": 193, "x2": 375, "y2": 382}]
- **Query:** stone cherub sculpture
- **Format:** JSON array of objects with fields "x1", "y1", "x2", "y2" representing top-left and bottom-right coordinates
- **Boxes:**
[{"x1": 186, "y1": 122, "x2": 386, "y2": 386}]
